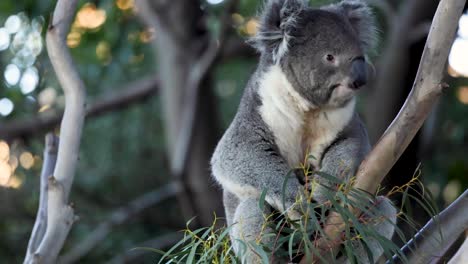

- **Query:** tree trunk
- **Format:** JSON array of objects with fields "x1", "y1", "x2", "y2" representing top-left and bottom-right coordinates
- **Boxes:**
[{"x1": 137, "y1": 0, "x2": 223, "y2": 226}]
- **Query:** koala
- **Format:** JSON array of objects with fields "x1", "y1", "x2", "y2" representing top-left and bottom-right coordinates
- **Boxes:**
[{"x1": 211, "y1": 0, "x2": 396, "y2": 263}]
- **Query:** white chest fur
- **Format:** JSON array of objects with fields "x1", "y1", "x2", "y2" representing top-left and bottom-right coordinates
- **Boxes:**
[{"x1": 257, "y1": 65, "x2": 355, "y2": 169}]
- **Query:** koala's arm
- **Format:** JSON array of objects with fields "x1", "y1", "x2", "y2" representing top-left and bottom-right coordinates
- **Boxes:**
[
  {"x1": 211, "y1": 120, "x2": 303, "y2": 216},
  {"x1": 312, "y1": 115, "x2": 371, "y2": 203}
]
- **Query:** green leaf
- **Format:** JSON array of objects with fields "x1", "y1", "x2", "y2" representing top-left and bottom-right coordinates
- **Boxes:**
[
  {"x1": 259, "y1": 189, "x2": 267, "y2": 211},
  {"x1": 187, "y1": 240, "x2": 202, "y2": 263},
  {"x1": 249, "y1": 242, "x2": 270, "y2": 264},
  {"x1": 315, "y1": 171, "x2": 344, "y2": 184},
  {"x1": 288, "y1": 230, "x2": 297, "y2": 260}
]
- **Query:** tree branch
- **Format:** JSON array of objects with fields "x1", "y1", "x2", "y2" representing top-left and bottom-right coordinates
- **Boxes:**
[
  {"x1": 59, "y1": 182, "x2": 182, "y2": 264},
  {"x1": 24, "y1": 134, "x2": 58, "y2": 262},
  {"x1": 300, "y1": 0, "x2": 465, "y2": 262},
  {"x1": 23, "y1": 0, "x2": 86, "y2": 262},
  {"x1": 0, "y1": 76, "x2": 159, "y2": 141},
  {"x1": 389, "y1": 189, "x2": 468, "y2": 263}
]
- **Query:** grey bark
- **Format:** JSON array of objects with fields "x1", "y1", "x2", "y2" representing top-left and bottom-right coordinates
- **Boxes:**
[
  {"x1": 136, "y1": 0, "x2": 225, "y2": 226},
  {"x1": 389, "y1": 190, "x2": 468, "y2": 264}
]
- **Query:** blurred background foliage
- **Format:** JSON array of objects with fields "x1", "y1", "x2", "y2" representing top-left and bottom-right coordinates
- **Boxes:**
[{"x1": 0, "y1": 0, "x2": 466, "y2": 263}]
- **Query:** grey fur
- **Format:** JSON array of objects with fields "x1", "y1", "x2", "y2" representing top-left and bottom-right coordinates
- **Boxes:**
[
  {"x1": 321, "y1": 0, "x2": 378, "y2": 52},
  {"x1": 211, "y1": 1, "x2": 394, "y2": 263}
]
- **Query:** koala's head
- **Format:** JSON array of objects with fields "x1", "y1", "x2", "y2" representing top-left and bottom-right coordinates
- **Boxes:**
[{"x1": 252, "y1": 0, "x2": 377, "y2": 108}]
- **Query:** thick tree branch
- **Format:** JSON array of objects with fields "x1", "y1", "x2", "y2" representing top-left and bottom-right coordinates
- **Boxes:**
[
  {"x1": 23, "y1": 0, "x2": 86, "y2": 262},
  {"x1": 300, "y1": 0, "x2": 465, "y2": 262},
  {"x1": 60, "y1": 182, "x2": 181, "y2": 264},
  {"x1": 24, "y1": 134, "x2": 58, "y2": 262},
  {"x1": 0, "y1": 76, "x2": 159, "y2": 141},
  {"x1": 389, "y1": 189, "x2": 468, "y2": 263}
]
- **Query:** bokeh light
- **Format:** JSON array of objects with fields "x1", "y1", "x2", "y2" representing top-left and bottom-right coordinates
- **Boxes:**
[
  {"x1": 0, "y1": 140, "x2": 21, "y2": 188},
  {"x1": 231, "y1": 13, "x2": 245, "y2": 26},
  {"x1": 96, "y1": 41, "x2": 111, "y2": 63},
  {"x1": 8, "y1": 155, "x2": 18, "y2": 171},
  {"x1": 448, "y1": 38, "x2": 468, "y2": 77},
  {"x1": 207, "y1": 0, "x2": 224, "y2": 4},
  {"x1": 10, "y1": 28, "x2": 27, "y2": 53},
  {"x1": 19, "y1": 151, "x2": 34, "y2": 170},
  {"x1": 76, "y1": 3, "x2": 107, "y2": 30},
  {"x1": 139, "y1": 28, "x2": 155, "y2": 43},
  {"x1": 5, "y1": 15, "x2": 21, "y2": 34},
  {"x1": 442, "y1": 180, "x2": 461, "y2": 204},
  {"x1": 449, "y1": 13, "x2": 468, "y2": 77},
  {"x1": 38, "y1": 87, "x2": 57, "y2": 107},
  {"x1": 0, "y1": 28, "x2": 10, "y2": 50},
  {"x1": 20, "y1": 67, "x2": 39, "y2": 94},
  {"x1": 31, "y1": 17, "x2": 44, "y2": 33},
  {"x1": 0, "y1": 98, "x2": 14, "y2": 116},
  {"x1": 25, "y1": 31, "x2": 42, "y2": 56},
  {"x1": 245, "y1": 19, "x2": 258, "y2": 36},
  {"x1": 4, "y1": 64, "x2": 21, "y2": 85},
  {"x1": 0, "y1": 141, "x2": 9, "y2": 161},
  {"x1": 459, "y1": 13, "x2": 468, "y2": 39},
  {"x1": 13, "y1": 47, "x2": 36, "y2": 68},
  {"x1": 457, "y1": 86, "x2": 468, "y2": 104},
  {"x1": 67, "y1": 31, "x2": 82, "y2": 48},
  {"x1": 8, "y1": 175, "x2": 23, "y2": 189},
  {"x1": 0, "y1": 162, "x2": 11, "y2": 185},
  {"x1": 116, "y1": 0, "x2": 135, "y2": 11}
]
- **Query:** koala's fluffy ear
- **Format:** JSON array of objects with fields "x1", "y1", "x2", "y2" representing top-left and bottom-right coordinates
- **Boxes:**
[
  {"x1": 252, "y1": 0, "x2": 307, "y2": 63},
  {"x1": 323, "y1": 0, "x2": 377, "y2": 52}
]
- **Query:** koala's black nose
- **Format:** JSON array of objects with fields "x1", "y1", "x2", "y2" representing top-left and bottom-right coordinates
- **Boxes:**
[{"x1": 350, "y1": 58, "x2": 367, "y2": 89}]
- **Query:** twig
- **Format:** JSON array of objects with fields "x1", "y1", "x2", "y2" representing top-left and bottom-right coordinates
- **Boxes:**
[
  {"x1": 300, "y1": 0, "x2": 465, "y2": 262},
  {"x1": 24, "y1": 134, "x2": 59, "y2": 262},
  {"x1": 389, "y1": 189, "x2": 468, "y2": 264},
  {"x1": 23, "y1": 0, "x2": 86, "y2": 262},
  {"x1": 59, "y1": 182, "x2": 182, "y2": 264},
  {"x1": 0, "y1": 76, "x2": 159, "y2": 141}
]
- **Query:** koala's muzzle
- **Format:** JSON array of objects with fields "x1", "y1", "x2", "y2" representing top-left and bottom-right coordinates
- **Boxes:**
[{"x1": 350, "y1": 58, "x2": 367, "y2": 89}]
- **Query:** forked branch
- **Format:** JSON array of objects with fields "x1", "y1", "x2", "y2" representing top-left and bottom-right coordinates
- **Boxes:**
[
  {"x1": 24, "y1": 0, "x2": 86, "y2": 262},
  {"x1": 24, "y1": 134, "x2": 58, "y2": 262}
]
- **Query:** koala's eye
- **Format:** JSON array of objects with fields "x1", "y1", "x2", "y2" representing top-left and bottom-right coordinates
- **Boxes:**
[{"x1": 325, "y1": 54, "x2": 335, "y2": 62}]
